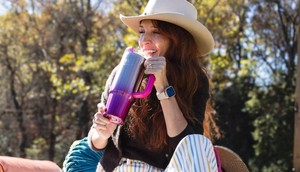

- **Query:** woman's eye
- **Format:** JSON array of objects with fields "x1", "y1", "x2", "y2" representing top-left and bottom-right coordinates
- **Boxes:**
[
  {"x1": 153, "y1": 30, "x2": 160, "y2": 34},
  {"x1": 139, "y1": 30, "x2": 145, "y2": 34}
]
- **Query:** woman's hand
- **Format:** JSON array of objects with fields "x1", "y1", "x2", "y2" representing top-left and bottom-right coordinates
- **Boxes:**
[
  {"x1": 144, "y1": 56, "x2": 169, "y2": 93},
  {"x1": 90, "y1": 104, "x2": 117, "y2": 149},
  {"x1": 92, "y1": 112, "x2": 117, "y2": 140}
]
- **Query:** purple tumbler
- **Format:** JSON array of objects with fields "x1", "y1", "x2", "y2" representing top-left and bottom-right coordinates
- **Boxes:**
[{"x1": 104, "y1": 47, "x2": 155, "y2": 124}]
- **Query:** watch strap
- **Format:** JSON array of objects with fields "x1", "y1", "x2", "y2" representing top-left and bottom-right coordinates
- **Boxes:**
[{"x1": 156, "y1": 86, "x2": 175, "y2": 100}]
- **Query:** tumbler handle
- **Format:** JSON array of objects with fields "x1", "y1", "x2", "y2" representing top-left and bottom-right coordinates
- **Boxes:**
[{"x1": 132, "y1": 74, "x2": 155, "y2": 98}]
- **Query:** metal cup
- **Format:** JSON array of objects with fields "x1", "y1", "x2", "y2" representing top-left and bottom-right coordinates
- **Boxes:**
[{"x1": 104, "y1": 47, "x2": 155, "y2": 124}]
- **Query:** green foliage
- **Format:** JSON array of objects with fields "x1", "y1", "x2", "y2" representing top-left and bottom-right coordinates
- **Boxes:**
[
  {"x1": 26, "y1": 138, "x2": 48, "y2": 160},
  {"x1": 207, "y1": 0, "x2": 297, "y2": 171},
  {"x1": 244, "y1": 83, "x2": 294, "y2": 171}
]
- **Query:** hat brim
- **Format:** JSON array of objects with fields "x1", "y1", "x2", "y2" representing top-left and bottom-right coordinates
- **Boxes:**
[
  {"x1": 214, "y1": 146, "x2": 249, "y2": 172},
  {"x1": 120, "y1": 13, "x2": 214, "y2": 56}
]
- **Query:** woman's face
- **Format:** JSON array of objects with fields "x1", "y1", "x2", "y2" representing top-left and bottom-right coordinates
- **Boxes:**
[{"x1": 138, "y1": 20, "x2": 170, "y2": 58}]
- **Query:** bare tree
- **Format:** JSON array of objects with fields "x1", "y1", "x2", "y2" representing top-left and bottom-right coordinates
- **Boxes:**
[{"x1": 294, "y1": 23, "x2": 300, "y2": 172}]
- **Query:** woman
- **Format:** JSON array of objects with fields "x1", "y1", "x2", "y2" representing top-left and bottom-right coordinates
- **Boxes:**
[{"x1": 89, "y1": 0, "x2": 220, "y2": 171}]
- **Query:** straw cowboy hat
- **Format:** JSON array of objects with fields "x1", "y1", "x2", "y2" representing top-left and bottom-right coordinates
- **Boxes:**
[
  {"x1": 120, "y1": 0, "x2": 214, "y2": 56},
  {"x1": 214, "y1": 145, "x2": 249, "y2": 172}
]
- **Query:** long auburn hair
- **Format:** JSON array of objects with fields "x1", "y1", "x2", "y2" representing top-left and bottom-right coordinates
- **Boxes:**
[{"x1": 124, "y1": 20, "x2": 220, "y2": 150}]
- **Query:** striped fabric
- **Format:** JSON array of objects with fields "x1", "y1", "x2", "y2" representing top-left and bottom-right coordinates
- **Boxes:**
[
  {"x1": 96, "y1": 134, "x2": 217, "y2": 172},
  {"x1": 165, "y1": 134, "x2": 218, "y2": 172},
  {"x1": 110, "y1": 158, "x2": 164, "y2": 172}
]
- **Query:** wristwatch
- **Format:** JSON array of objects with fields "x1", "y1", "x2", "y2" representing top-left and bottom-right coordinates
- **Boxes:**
[{"x1": 156, "y1": 86, "x2": 176, "y2": 100}]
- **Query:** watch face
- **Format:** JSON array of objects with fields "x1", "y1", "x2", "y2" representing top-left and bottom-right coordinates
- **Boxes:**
[{"x1": 166, "y1": 86, "x2": 175, "y2": 97}]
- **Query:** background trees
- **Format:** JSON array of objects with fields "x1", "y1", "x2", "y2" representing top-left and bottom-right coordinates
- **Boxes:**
[{"x1": 0, "y1": 0, "x2": 298, "y2": 171}]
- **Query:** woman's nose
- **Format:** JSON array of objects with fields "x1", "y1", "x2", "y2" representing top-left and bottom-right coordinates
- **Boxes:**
[{"x1": 140, "y1": 33, "x2": 152, "y2": 44}]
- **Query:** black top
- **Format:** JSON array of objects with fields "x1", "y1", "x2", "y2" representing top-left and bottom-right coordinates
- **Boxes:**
[
  {"x1": 120, "y1": 124, "x2": 203, "y2": 168},
  {"x1": 88, "y1": 67, "x2": 209, "y2": 172}
]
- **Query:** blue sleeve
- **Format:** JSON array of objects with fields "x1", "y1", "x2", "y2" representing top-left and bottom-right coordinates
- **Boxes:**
[{"x1": 63, "y1": 137, "x2": 104, "y2": 172}]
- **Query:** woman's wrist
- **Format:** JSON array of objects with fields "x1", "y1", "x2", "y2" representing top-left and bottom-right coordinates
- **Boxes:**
[
  {"x1": 154, "y1": 80, "x2": 169, "y2": 93},
  {"x1": 91, "y1": 130, "x2": 108, "y2": 150}
]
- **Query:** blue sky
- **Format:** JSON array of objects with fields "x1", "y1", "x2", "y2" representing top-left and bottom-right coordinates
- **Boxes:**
[
  {"x1": 0, "y1": 1, "x2": 10, "y2": 15},
  {"x1": 0, "y1": 5, "x2": 6, "y2": 15}
]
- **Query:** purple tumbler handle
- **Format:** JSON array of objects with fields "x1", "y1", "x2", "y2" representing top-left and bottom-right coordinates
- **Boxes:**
[
  {"x1": 128, "y1": 47, "x2": 156, "y2": 98},
  {"x1": 132, "y1": 74, "x2": 155, "y2": 98}
]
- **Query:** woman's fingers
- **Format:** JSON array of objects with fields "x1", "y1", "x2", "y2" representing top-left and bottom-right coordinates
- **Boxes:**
[
  {"x1": 144, "y1": 56, "x2": 169, "y2": 91},
  {"x1": 144, "y1": 56, "x2": 166, "y2": 68},
  {"x1": 97, "y1": 103, "x2": 106, "y2": 114},
  {"x1": 92, "y1": 112, "x2": 117, "y2": 139},
  {"x1": 94, "y1": 112, "x2": 110, "y2": 123},
  {"x1": 144, "y1": 56, "x2": 166, "y2": 74}
]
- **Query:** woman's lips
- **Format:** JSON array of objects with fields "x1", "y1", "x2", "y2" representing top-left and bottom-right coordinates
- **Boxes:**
[{"x1": 143, "y1": 49, "x2": 157, "y2": 56}]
